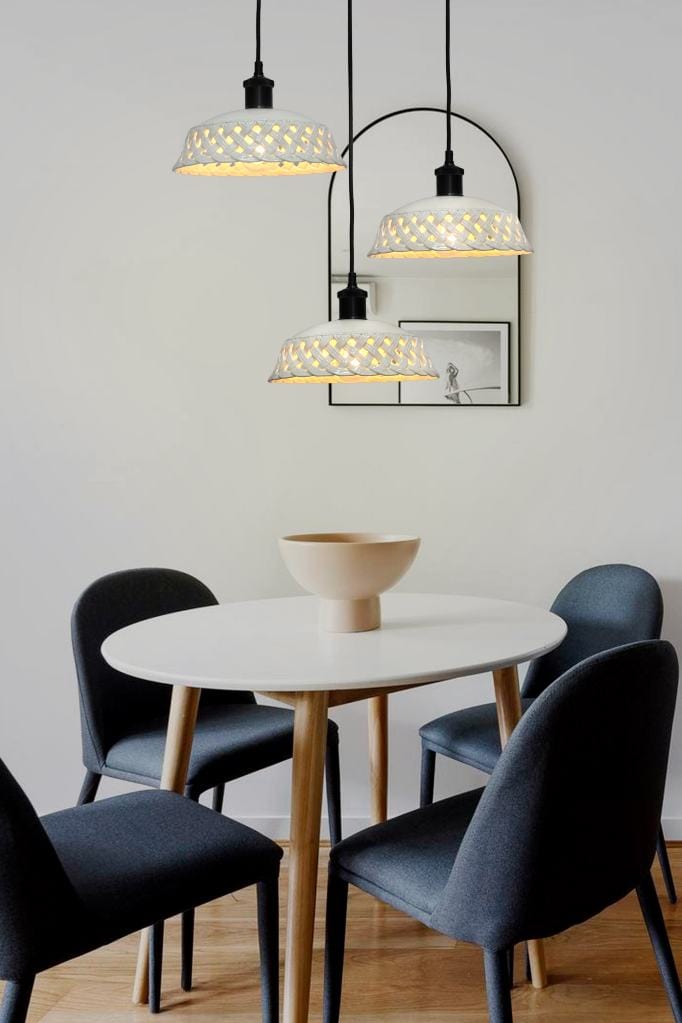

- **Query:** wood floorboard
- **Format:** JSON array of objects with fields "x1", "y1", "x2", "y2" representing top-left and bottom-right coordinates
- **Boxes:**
[{"x1": 8, "y1": 846, "x2": 682, "y2": 1021}]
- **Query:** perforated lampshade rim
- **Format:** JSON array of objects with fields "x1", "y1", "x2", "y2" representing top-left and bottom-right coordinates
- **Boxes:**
[
  {"x1": 173, "y1": 107, "x2": 346, "y2": 177},
  {"x1": 368, "y1": 192, "x2": 532, "y2": 258},
  {"x1": 268, "y1": 317, "x2": 439, "y2": 384}
]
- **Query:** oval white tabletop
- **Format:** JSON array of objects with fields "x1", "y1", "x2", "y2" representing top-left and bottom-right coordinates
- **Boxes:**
[{"x1": 101, "y1": 592, "x2": 567, "y2": 692}]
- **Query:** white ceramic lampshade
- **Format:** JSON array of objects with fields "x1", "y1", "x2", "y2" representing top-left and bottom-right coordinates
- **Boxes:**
[
  {"x1": 369, "y1": 194, "x2": 531, "y2": 258},
  {"x1": 269, "y1": 317, "x2": 439, "y2": 384},
  {"x1": 173, "y1": 108, "x2": 345, "y2": 177}
]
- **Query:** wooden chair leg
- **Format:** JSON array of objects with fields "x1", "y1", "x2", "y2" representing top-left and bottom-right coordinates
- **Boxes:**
[
  {"x1": 149, "y1": 921, "x2": 164, "y2": 1014},
  {"x1": 77, "y1": 770, "x2": 101, "y2": 806},
  {"x1": 257, "y1": 875, "x2": 280, "y2": 1023},
  {"x1": 325, "y1": 733, "x2": 343, "y2": 847},
  {"x1": 638, "y1": 872, "x2": 682, "y2": 1023},
  {"x1": 420, "y1": 746, "x2": 436, "y2": 807},
  {"x1": 323, "y1": 873, "x2": 349, "y2": 1023},
  {"x1": 483, "y1": 949, "x2": 513, "y2": 1023},
  {"x1": 212, "y1": 783, "x2": 226, "y2": 813},
  {"x1": 657, "y1": 824, "x2": 677, "y2": 904},
  {"x1": 0, "y1": 979, "x2": 34, "y2": 1023},
  {"x1": 181, "y1": 909, "x2": 194, "y2": 992}
]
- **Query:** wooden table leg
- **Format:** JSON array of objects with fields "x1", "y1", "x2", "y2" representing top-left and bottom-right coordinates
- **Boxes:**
[
  {"x1": 132, "y1": 685, "x2": 201, "y2": 1005},
  {"x1": 283, "y1": 691, "x2": 330, "y2": 1023},
  {"x1": 492, "y1": 666, "x2": 547, "y2": 991},
  {"x1": 368, "y1": 693, "x2": 389, "y2": 824}
]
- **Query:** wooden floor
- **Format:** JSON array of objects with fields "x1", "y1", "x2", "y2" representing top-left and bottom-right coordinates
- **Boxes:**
[{"x1": 12, "y1": 845, "x2": 682, "y2": 1022}]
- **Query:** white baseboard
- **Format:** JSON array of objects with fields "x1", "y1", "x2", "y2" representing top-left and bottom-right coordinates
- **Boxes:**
[
  {"x1": 662, "y1": 818, "x2": 682, "y2": 841},
  {"x1": 234, "y1": 816, "x2": 371, "y2": 841},
  {"x1": 241, "y1": 815, "x2": 682, "y2": 842}
]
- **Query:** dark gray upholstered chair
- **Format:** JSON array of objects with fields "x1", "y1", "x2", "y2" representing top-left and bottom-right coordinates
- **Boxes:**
[
  {"x1": 0, "y1": 759, "x2": 281, "y2": 1023},
  {"x1": 324, "y1": 641, "x2": 682, "y2": 1023},
  {"x1": 419, "y1": 564, "x2": 677, "y2": 904},
  {"x1": 72, "y1": 567, "x2": 341, "y2": 995}
]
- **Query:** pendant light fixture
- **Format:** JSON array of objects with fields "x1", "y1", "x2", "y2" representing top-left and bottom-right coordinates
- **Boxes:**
[
  {"x1": 268, "y1": 0, "x2": 437, "y2": 384},
  {"x1": 368, "y1": 0, "x2": 531, "y2": 258},
  {"x1": 173, "y1": 1, "x2": 345, "y2": 177}
]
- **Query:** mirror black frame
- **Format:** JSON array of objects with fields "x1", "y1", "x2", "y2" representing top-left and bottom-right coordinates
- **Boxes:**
[{"x1": 327, "y1": 107, "x2": 523, "y2": 407}]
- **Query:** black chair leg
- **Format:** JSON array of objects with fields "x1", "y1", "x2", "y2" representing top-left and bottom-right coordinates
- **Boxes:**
[
  {"x1": 257, "y1": 875, "x2": 280, "y2": 1023},
  {"x1": 507, "y1": 946, "x2": 515, "y2": 989},
  {"x1": 524, "y1": 944, "x2": 532, "y2": 983},
  {"x1": 149, "y1": 921, "x2": 164, "y2": 1014},
  {"x1": 637, "y1": 871, "x2": 682, "y2": 1023},
  {"x1": 483, "y1": 949, "x2": 513, "y2": 1023},
  {"x1": 177, "y1": 791, "x2": 201, "y2": 991},
  {"x1": 0, "y1": 979, "x2": 34, "y2": 1023},
  {"x1": 77, "y1": 770, "x2": 101, "y2": 806},
  {"x1": 181, "y1": 908, "x2": 195, "y2": 992},
  {"x1": 212, "y1": 783, "x2": 226, "y2": 813},
  {"x1": 420, "y1": 746, "x2": 436, "y2": 807},
  {"x1": 326, "y1": 735, "x2": 343, "y2": 846},
  {"x1": 323, "y1": 872, "x2": 349, "y2": 1023},
  {"x1": 658, "y1": 824, "x2": 678, "y2": 904}
]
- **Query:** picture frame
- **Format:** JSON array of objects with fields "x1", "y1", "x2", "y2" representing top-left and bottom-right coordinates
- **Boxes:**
[
  {"x1": 329, "y1": 321, "x2": 511, "y2": 407},
  {"x1": 399, "y1": 321, "x2": 510, "y2": 406}
]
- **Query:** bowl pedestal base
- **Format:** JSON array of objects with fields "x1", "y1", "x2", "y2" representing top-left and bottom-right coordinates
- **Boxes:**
[{"x1": 320, "y1": 596, "x2": 381, "y2": 633}]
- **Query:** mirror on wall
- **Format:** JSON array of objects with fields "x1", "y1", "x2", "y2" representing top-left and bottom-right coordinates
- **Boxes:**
[{"x1": 328, "y1": 108, "x2": 522, "y2": 407}]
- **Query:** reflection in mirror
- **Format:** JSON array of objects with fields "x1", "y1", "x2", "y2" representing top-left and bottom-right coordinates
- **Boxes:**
[{"x1": 328, "y1": 108, "x2": 522, "y2": 407}]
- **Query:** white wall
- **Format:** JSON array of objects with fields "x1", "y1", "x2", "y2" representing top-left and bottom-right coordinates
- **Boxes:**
[{"x1": 2, "y1": 0, "x2": 682, "y2": 836}]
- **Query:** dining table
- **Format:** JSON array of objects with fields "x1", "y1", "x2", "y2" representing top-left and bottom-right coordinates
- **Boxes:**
[{"x1": 102, "y1": 591, "x2": 567, "y2": 1023}]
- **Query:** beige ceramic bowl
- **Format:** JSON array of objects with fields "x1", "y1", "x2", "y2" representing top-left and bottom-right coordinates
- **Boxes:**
[{"x1": 279, "y1": 532, "x2": 420, "y2": 633}]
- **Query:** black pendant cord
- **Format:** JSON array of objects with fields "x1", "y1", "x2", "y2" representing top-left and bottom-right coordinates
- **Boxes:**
[
  {"x1": 347, "y1": 0, "x2": 356, "y2": 282},
  {"x1": 337, "y1": 0, "x2": 367, "y2": 319},
  {"x1": 244, "y1": 0, "x2": 274, "y2": 108},
  {"x1": 445, "y1": 0, "x2": 452, "y2": 154},
  {"x1": 435, "y1": 0, "x2": 463, "y2": 196},
  {"x1": 256, "y1": 0, "x2": 262, "y2": 65}
]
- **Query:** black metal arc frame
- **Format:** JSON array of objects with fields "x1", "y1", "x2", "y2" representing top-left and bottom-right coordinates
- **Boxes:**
[{"x1": 326, "y1": 106, "x2": 523, "y2": 408}]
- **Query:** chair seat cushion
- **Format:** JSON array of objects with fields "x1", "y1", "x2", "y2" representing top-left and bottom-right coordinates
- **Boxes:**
[
  {"x1": 330, "y1": 789, "x2": 484, "y2": 923},
  {"x1": 41, "y1": 790, "x2": 282, "y2": 951},
  {"x1": 420, "y1": 700, "x2": 534, "y2": 774},
  {"x1": 104, "y1": 702, "x2": 338, "y2": 794}
]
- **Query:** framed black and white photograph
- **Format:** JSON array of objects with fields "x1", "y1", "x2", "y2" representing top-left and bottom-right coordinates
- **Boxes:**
[
  {"x1": 399, "y1": 321, "x2": 510, "y2": 406},
  {"x1": 328, "y1": 320, "x2": 513, "y2": 407}
]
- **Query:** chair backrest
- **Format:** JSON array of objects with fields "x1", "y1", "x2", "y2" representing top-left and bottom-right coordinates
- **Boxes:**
[
  {"x1": 72, "y1": 567, "x2": 254, "y2": 771},
  {"x1": 431, "y1": 640, "x2": 678, "y2": 951},
  {"x1": 0, "y1": 758, "x2": 88, "y2": 980},
  {"x1": 522, "y1": 564, "x2": 663, "y2": 698}
]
